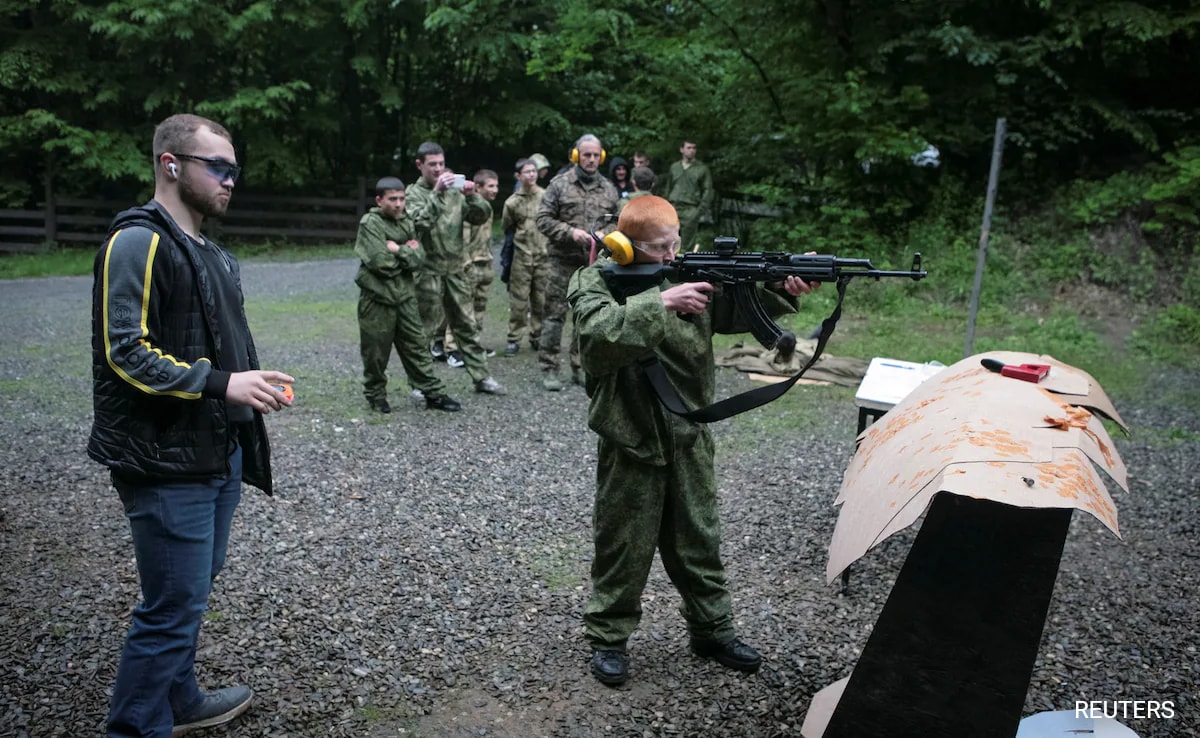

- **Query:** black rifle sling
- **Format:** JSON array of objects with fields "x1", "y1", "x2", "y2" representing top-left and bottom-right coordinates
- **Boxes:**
[{"x1": 638, "y1": 277, "x2": 850, "y2": 423}]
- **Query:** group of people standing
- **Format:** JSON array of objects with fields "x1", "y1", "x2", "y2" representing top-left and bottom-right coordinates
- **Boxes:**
[
  {"x1": 88, "y1": 114, "x2": 817, "y2": 737},
  {"x1": 354, "y1": 134, "x2": 719, "y2": 403}
]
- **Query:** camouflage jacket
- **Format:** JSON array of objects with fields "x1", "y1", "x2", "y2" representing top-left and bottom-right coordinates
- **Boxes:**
[
  {"x1": 406, "y1": 178, "x2": 492, "y2": 275},
  {"x1": 536, "y1": 166, "x2": 620, "y2": 263},
  {"x1": 354, "y1": 208, "x2": 424, "y2": 305},
  {"x1": 568, "y1": 255, "x2": 797, "y2": 465},
  {"x1": 501, "y1": 186, "x2": 549, "y2": 257},
  {"x1": 658, "y1": 159, "x2": 714, "y2": 214},
  {"x1": 462, "y1": 209, "x2": 495, "y2": 266}
]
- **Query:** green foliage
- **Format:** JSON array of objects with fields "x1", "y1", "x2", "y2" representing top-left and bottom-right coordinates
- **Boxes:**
[
  {"x1": 1131, "y1": 304, "x2": 1200, "y2": 365},
  {"x1": 1058, "y1": 171, "x2": 1155, "y2": 227},
  {"x1": 1, "y1": 0, "x2": 1198, "y2": 329},
  {"x1": 1145, "y1": 144, "x2": 1200, "y2": 230}
]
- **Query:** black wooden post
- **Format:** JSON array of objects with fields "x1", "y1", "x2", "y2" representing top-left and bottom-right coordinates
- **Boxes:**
[{"x1": 43, "y1": 168, "x2": 57, "y2": 245}]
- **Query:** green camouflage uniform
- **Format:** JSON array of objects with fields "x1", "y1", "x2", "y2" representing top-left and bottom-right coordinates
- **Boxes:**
[
  {"x1": 535, "y1": 166, "x2": 620, "y2": 374},
  {"x1": 354, "y1": 207, "x2": 448, "y2": 403},
  {"x1": 463, "y1": 210, "x2": 495, "y2": 331},
  {"x1": 501, "y1": 185, "x2": 549, "y2": 347},
  {"x1": 617, "y1": 189, "x2": 652, "y2": 214},
  {"x1": 567, "y1": 256, "x2": 797, "y2": 650},
  {"x1": 407, "y1": 178, "x2": 494, "y2": 383},
  {"x1": 659, "y1": 159, "x2": 714, "y2": 250}
]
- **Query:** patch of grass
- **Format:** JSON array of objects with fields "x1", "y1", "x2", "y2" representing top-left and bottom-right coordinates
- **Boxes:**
[
  {"x1": 356, "y1": 702, "x2": 417, "y2": 731},
  {"x1": 229, "y1": 241, "x2": 353, "y2": 263},
  {"x1": 720, "y1": 383, "x2": 855, "y2": 453},
  {"x1": 0, "y1": 248, "x2": 96, "y2": 279},
  {"x1": 0, "y1": 242, "x2": 351, "y2": 280},
  {"x1": 245, "y1": 298, "x2": 357, "y2": 344},
  {"x1": 4, "y1": 240, "x2": 1189, "y2": 412},
  {"x1": 525, "y1": 541, "x2": 585, "y2": 590},
  {"x1": 1134, "y1": 426, "x2": 1200, "y2": 446}
]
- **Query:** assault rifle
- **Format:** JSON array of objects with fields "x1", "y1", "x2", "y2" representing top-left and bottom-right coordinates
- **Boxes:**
[{"x1": 600, "y1": 236, "x2": 927, "y2": 357}]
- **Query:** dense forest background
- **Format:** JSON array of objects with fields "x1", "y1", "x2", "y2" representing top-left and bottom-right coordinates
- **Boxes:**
[{"x1": 3, "y1": 0, "x2": 1199, "y2": 350}]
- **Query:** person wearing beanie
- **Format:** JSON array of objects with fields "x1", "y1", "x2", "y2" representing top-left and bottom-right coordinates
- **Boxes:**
[{"x1": 567, "y1": 195, "x2": 816, "y2": 686}]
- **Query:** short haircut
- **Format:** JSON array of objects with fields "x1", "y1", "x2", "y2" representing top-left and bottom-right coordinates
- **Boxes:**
[
  {"x1": 375, "y1": 177, "x2": 405, "y2": 196},
  {"x1": 617, "y1": 195, "x2": 678, "y2": 242},
  {"x1": 575, "y1": 133, "x2": 602, "y2": 150},
  {"x1": 631, "y1": 166, "x2": 655, "y2": 192},
  {"x1": 473, "y1": 169, "x2": 498, "y2": 185},
  {"x1": 515, "y1": 158, "x2": 533, "y2": 173},
  {"x1": 153, "y1": 114, "x2": 231, "y2": 170},
  {"x1": 415, "y1": 141, "x2": 444, "y2": 162}
]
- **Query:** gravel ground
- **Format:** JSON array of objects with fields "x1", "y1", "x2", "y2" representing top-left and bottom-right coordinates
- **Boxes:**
[{"x1": 0, "y1": 258, "x2": 1196, "y2": 737}]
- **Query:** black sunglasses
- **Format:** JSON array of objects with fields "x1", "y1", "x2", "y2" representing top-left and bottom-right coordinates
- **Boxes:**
[{"x1": 173, "y1": 153, "x2": 242, "y2": 184}]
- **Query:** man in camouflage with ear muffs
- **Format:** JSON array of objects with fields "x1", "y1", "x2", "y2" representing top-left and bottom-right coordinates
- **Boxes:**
[
  {"x1": 567, "y1": 195, "x2": 816, "y2": 687},
  {"x1": 535, "y1": 133, "x2": 620, "y2": 391}
]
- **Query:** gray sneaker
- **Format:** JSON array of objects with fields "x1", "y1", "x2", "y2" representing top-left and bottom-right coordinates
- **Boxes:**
[
  {"x1": 172, "y1": 685, "x2": 253, "y2": 736},
  {"x1": 542, "y1": 373, "x2": 564, "y2": 392},
  {"x1": 474, "y1": 376, "x2": 507, "y2": 395}
]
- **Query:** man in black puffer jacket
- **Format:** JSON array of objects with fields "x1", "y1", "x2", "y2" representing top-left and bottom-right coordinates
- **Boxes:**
[{"x1": 89, "y1": 113, "x2": 293, "y2": 738}]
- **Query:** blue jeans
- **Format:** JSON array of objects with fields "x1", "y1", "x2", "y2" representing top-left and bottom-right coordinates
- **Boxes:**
[{"x1": 107, "y1": 445, "x2": 243, "y2": 738}]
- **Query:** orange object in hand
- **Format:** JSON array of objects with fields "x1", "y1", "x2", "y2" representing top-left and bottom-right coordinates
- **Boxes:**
[{"x1": 271, "y1": 383, "x2": 294, "y2": 402}]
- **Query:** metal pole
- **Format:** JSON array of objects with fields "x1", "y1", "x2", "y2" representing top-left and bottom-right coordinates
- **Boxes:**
[{"x1": 964, "y1": 118, "x2": 1007, "y2": 358}]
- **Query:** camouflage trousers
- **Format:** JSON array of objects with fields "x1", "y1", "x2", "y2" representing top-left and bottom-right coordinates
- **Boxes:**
[
  {"x1": 468, "y1": 260, "x2": 493, "y2": 333},
  {"x1": 676, "y1": 205, "x2": 702, "y2": 251},
  {"x1": 358, "y1": 292, "x2": 447, "y2": 402},
  {"x1": 442, "y1": 261, "x2": 494, "y2": 351},
  {"x1": 584, "y1": 429, "x2": 735, "y2": 650},
  {"x1": 506, "y1": 249, "x2": 548, "y2": 346},
  {"x1": 538, "y1": 254, "x2": 585, "y2": 373},
  {"x1": 416, "y1": 270, "x2": 491, "y2": 383}
]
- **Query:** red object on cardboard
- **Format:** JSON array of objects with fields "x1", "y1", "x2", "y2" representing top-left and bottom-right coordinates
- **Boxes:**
[{"x1": 1000, "y1": 363, "x2": 1050, "y2": 383}]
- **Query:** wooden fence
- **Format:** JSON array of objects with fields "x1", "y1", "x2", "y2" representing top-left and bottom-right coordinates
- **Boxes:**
[
  {"x1": 0, "y1": 181, "x2": 778, "y2": 254},
  {"x1": 0, "y1": 180, "x2": 371, "y2": 254}
]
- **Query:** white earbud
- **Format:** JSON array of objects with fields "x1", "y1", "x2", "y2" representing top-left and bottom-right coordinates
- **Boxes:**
[{"x1": 168, "y1": 162, "x2": 178, "y2": 177}]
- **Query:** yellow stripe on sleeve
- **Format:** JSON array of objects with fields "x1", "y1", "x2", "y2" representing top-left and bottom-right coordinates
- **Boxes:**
[{"x1": 102, "y1": 229, "x2": 204, "y2": 399}]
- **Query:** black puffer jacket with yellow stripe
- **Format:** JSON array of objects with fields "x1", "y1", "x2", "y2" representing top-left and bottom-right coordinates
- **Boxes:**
[{"x1": 87, "y1": 200, "x2": 273, "y2": 493}]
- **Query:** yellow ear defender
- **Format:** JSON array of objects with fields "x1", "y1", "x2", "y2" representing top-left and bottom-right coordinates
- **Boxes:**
[
  {"x1": 603, "y1": 231, "x2": 635, "y2": 265},
  {"x1": 570, "y1": 146, "x2": 607, "y2": 165}
]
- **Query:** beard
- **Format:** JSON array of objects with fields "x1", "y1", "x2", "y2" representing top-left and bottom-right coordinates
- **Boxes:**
[{"x1": 179, "y1": 176, "x2": 230, "y2": 218}]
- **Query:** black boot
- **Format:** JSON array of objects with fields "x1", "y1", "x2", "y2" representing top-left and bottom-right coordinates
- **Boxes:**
[
  {"x1": 425, "y1": 394, "x2": 462, "y2": 412},
  {"x1": 590, "y1": 649, "x2": 629, "y2": 686},
  {"x1": 690, "y1": 636, "x2": 761, "y2": 673}
]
